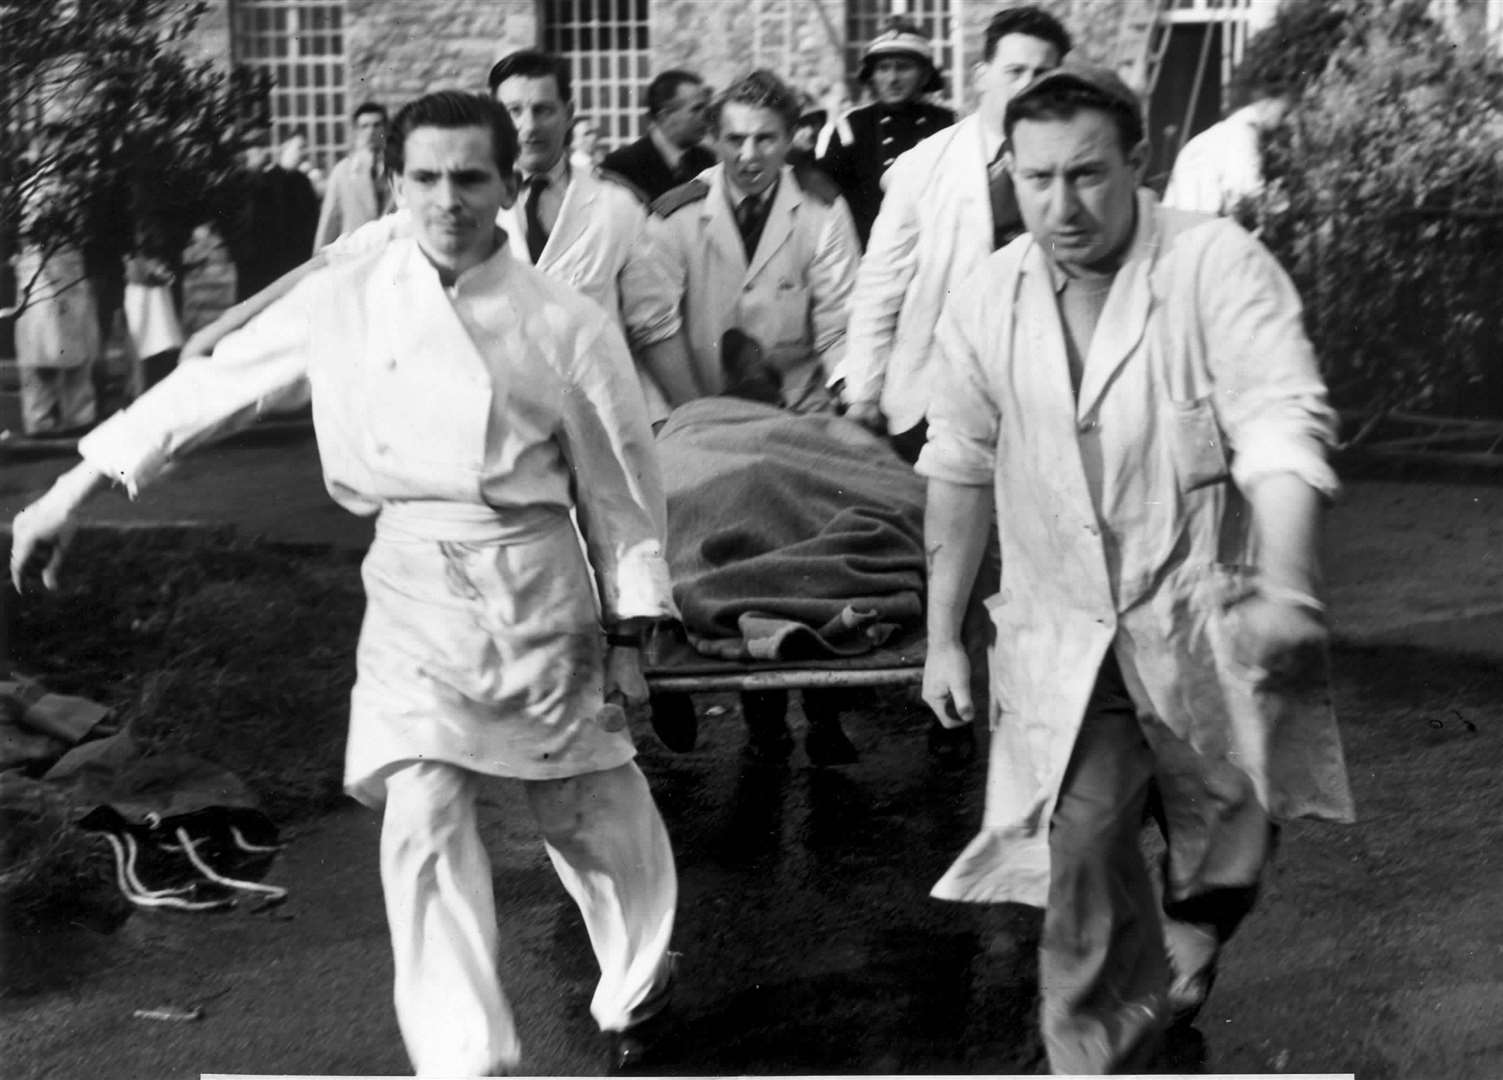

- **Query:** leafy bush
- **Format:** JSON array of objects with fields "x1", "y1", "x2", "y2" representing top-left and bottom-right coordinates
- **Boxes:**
[
  {"x1": 1247, "y1": 0, "x2": 1503, "y2": 417},
  {"x1": 1, "y1": 0, "x2": 269, "y2": 311}
]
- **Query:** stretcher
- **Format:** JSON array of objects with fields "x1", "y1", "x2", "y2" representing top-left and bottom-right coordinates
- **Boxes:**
[{"x1": 641, "y1": 630, "x2": 926, "y2": 694}]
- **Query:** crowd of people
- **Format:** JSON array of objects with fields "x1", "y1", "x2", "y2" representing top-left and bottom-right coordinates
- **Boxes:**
[{"x1": 10, "y1": 5, "x2": 1355, "y2": 1077}]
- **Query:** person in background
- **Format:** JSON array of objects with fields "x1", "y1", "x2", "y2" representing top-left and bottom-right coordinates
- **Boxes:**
[
  {"x1": 836, "y1": 4, "x2": 1069, "y2": 461},
  {"x1": 644, "y1": 69, "x2": 863, "y2": 766},
  {"x1": 917, "y1": 63, "x2": 1354, "y2": 1073},
  {"x1": 816, "y1": 16, "x2": 955, "y2": 248},
  {"x1": 11, "y1": 90, "x2": 682, "y2": 1078},
  {"x1": 228, "y1": 124, "x2": 321, "y2": 300},
  {"x1": 1162, "y1": 2, "x2": 1349, "y2": 218},
  {"x1": 10, "y1": 126, "x2": 100, "y2": 437},
  {"x1": 571, "y1": 116, "x2": 608, "y2": 170},
  {"x1": 312, "y1": 100, "x2": 389, "y2": 252},
  {"x1": 602, "y1": 69, "x2": 715, "y2": 202}
]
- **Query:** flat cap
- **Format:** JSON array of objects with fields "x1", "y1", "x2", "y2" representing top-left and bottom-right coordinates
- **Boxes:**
[{"x1": 1005, "y1": 60, "x2": 1142, "y2": 129}]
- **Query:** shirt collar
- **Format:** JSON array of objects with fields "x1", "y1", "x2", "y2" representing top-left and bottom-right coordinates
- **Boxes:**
[
  {"x1": 519, "y1": 152, "x2": 571, "y2": 191},
  {"x1": 723, "y1": 172, "x2": 779, "y2": 212},
  {"x1": 979, "y1": 117, "x2": 1007, "y2": 167}
]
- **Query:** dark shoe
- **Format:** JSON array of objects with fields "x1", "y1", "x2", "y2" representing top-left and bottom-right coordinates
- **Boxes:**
[
  {"x1": 745, "y1": 725, "x2": 794, "y2": 762},
  {"x1": 804, "y1": 717, "x2": 859, "y2": 767},
  {"x1": 649, "y1": 692, "x2": 699, "y2": 753},
  {"x1": 606, "y1": 957, "x2": 678, "y2": 1074},
  {"x1": 741, "y1": 690, "x2": 793, "y2": 762}
]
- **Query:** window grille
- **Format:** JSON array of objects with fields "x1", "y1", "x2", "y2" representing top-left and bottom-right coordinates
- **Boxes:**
[
  {"x1": 845, "y1": 0, "x2": 962, "y2": 113},
  {"x1": 542, "y1": 0, "x2": 652, "y2": 153},
  {"x1": 231, "y1": 0, "x2": 347, "y2": 171}
]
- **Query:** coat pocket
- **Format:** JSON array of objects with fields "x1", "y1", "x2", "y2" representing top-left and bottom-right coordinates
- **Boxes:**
[{"x1": 1169, "y1": 396, "x2": 1230, "y2": 492}]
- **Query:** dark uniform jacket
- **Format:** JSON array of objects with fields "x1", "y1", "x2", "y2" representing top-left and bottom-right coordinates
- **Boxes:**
[
  {"x1": 601, "y1": 134, "x2": 717, "y2": 203},
  {"x1": 816, "y1": 99, "x2": 955, "y2": 248}
]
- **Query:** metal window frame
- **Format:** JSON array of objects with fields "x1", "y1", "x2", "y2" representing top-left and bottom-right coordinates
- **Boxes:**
[
  {"x1": 230, "y1": 0, "x2": 349, "y2": 172},
  {"x1": 542, "y1": 0, "x2": 652, "y2": 153}
]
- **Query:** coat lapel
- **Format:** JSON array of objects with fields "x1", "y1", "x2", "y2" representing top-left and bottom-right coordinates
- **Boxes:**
[
  {"x1": 1074, "y1": 193, "x2": 1161, "y2": 420},
  {"x1": 745, "y1": 167, "x2": 797, "y2": 283},
  {"x1": 703, "y1": 168, "x2": 748, "y2": 273},
  {"x1": 540, "y1": 168, "x2": 593, "y2": 268}
]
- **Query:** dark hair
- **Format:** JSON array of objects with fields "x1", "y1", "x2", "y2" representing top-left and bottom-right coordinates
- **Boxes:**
[
  {"x1": 709, "y1": 69, "x2": 800, "y2": 136},
  {"x1": 1004, "y1": 82, "x2": 1144, "y2": 154},
  {"x1": 384, "y1": 91, "x2": 519, "y2": 177},
  {"x1": 487, "y1": 49, "x2": 573, "y2": 103},
  {"x1": 352, "y1": 100, "x2": 388, "y2": 124},
  {"x1": 983, "y1": 5, "x2": 1072, "y2": 62},
  {"x1": 646, "y1": 69, "x2": 705, "y2": 118}
]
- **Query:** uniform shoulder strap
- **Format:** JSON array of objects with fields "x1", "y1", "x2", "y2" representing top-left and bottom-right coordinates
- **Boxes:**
[{"x1": 649, "y1": 178, "x2": 711, "y2": 218}]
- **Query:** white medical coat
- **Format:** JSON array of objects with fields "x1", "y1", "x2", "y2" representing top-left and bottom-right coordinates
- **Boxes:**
[
  {"x1": 917, "y1": 193, "x2": 1356, "y2": 906},
  {"x1": 80, "y1": 240, "x2": 677, "y2": 805}
]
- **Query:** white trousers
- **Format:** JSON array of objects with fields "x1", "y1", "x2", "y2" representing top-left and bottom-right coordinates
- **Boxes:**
[{"x1": 380, "y1": 759, "x2": 677, "y2": 1077}]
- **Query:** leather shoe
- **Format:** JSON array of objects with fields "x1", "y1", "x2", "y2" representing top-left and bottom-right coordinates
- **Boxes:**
[{"x1": 649, "y1": 691, "x2": 699, "y2": 753}]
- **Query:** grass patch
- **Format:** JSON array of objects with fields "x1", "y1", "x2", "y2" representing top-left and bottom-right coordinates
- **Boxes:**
[{"x1": 13, "y1": 526, "x2": 365, "y2": 822}]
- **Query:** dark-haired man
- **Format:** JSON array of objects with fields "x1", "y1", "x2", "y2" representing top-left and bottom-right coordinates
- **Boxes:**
[
  {"x1": 917, "y1": 62, "x2": 1355, "y2": 1073},
  {"x1": 312, "y1": 100, "x2": 389, "y2": 251},
  {"x1": 816, "y1": 16, "x2": 955, "y2": 247},
  {"x1": 602, "y1": 69, "x2": 716, "y2": 201},
  {"x1": 838, "y1": 4, "x2": 1070, "y2": 459},
  {"x1": 13, "y1": 90, "x2": 680, "y2": 1077}
]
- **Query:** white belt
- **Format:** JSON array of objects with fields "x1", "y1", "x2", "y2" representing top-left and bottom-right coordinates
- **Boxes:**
[{"x1": 374, "y1": 500, "x2": 568, "y2": 545}]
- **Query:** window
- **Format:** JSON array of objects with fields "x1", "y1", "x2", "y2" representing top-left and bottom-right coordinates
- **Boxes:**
[
  {"x1": 231, "y1": 0, "x2": 347, "y2": 170},
  {"x1": 846, "y1": 0, "x2": 962, "y2": 112},
  {"x1": 543, "y1": 0, "x2": 652, "y2": 152}
]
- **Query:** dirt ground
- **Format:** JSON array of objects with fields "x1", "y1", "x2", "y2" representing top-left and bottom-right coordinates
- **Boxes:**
[{"x1": 1, "y1": 440, "x2": 1501, "y2": 1078}]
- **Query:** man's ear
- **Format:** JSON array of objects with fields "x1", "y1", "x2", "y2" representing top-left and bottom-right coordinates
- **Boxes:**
[
  {"x1": 1128, "y1": 139, "x2": 1150, "y2": 184},
  {"x1": 497, "y1": 170, "x2": 520, "y2": 210},
  {"x1": 389, "y1": 172, "x2": 405, "y2": 210}
]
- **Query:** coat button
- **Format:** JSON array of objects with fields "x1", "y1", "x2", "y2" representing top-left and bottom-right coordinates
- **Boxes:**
[
  {"x1": 880, "y1": 114, "x2": 891, "y2": 124},
  {"x1": 883, "y1": 158, "x2": 895, "y2": 167},
  {"x1": 881, "y1": 136, "x2": 894, "y2": 145},
  {"x1": 386, "y1": 357, "x2": 398, "y2": 371},
  {"x1": 1078, "y1": 417, "x2": 1097, "y2": 433}
]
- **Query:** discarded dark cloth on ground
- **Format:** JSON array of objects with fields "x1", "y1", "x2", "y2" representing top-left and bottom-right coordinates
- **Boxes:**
[
  {"x1": 657, "y1": 397, "x2": 926, "y2": 660},
  {"x1": 0, "y1": 677, "x2": 282, "y2": 916}
]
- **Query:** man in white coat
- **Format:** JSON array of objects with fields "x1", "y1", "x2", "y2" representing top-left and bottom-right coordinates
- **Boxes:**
[
  {"x1": 917, "y1": 64, "x2": 1355, "y2": 1074},
  {"x1": 836, "y1": 5, "x2": 1070, "y2": 461},
  {"x1": 642, "y1": 68, "x2": 865, "y2": 764},
  {"x1": 12, "y1": 91, "x2": 681, "y2": 1078},
  {"x1": 644, "y1": 68, "x2": 861, "y2": 416},
  {"x1": 183, "y1": 52, "x2": 686, "y2": 428}
]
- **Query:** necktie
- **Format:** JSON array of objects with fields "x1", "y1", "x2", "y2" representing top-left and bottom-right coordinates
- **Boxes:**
[
  {"x1": 736, "y1": 195, "x2": 763, "y2": 260},
  {"x1": 988, "y1": 145, "x2": 1023, "y2": 251},
  {"x1": 523, "y1": 175, "x2": 550, "y2": 263}
]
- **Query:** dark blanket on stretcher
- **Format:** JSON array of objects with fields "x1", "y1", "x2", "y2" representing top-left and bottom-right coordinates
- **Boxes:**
[{"x1": 657, "y1": 398, "x2": 926, "y2": 660}]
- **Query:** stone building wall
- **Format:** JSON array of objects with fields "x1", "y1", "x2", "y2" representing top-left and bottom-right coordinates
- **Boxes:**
[{"x1": 346, "y1": 0, "x2": 537, "y2": 103}]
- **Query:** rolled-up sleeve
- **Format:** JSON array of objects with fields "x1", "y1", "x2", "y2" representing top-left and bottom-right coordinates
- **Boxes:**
[
  {"x1": 558, "y1": 306, "x2": 679, "y2": 624},
  {"x1": 914, "y1": 291, "x2": 998, "y2": 487},
  {"x1": 79, "y1": 276, "x2": 317, "y2": 497},
  {"x1": 617, "y1": 209, "x2": 682, "y2": 350},
  {"x1": 1200, "y1": 224, "x2": 1340, "y2": 499}
]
